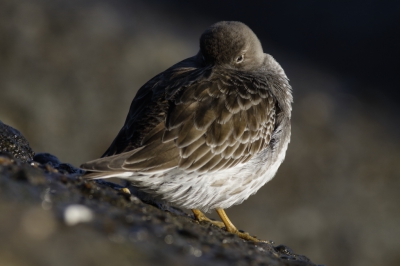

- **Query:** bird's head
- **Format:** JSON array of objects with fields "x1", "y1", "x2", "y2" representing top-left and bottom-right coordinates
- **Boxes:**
[{"x1": 199, "y1": 21, "x2": 264, "y2": 70}]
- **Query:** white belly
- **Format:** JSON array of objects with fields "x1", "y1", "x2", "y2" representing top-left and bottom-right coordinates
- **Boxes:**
[{"x1": 127, "y1": 129, "x2": 290, "y2": 212}]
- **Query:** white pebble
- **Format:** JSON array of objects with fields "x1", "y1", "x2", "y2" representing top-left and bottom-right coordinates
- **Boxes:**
[{"x1": 64, "y1": 204, "x2": 94, "y2": 226}]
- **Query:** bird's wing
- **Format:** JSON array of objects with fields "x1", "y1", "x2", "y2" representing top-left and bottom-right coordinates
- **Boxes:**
[
  {"x1": 100, "y1": 57, "x2": 209, "y2": 157},
  {"x1": 81, "y1": 66, "x2": 281, "y2": 176},
  {"x1": 165, "y1": 68, "x2": 278, "y2": 173}
]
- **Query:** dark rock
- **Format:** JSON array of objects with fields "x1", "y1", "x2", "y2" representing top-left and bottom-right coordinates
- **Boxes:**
[
  {"x1": 0, "y1": 121, "x2": 35, "y2": 163},
  {"x1": 33, "y1": 152, "x2": 84, "y2": 175}
]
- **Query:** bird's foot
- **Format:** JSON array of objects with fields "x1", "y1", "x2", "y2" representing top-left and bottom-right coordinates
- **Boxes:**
[
  {"x1": 192, "y1": 209, "x2": 226, "y2": 229},
  {"x1": 215, "y1": 208, "x2": 264, "y2": 242},
  {"x1": 228, "y1": 228, "x2": 261, "y2": 242}
]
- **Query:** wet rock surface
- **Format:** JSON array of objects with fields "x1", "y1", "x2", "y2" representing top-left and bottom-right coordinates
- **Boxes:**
[{"x1": 0, "y1": 123, "x2": 319, "y2": 266}]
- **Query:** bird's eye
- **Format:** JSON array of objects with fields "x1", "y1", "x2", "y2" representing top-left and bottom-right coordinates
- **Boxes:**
[{"x1": 236, "y1": 55, "x2": 244, "y2": 64}]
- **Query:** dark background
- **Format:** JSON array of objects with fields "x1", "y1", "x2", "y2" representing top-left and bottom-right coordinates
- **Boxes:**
[{"x1": 1, "y1": 1, "x2": 399, "y2": 265}]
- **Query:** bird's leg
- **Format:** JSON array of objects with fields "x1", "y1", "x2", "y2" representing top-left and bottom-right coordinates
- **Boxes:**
[
  {"x1": 215, "y1": 208, "x2": 260, "y2": 242},
  {"x1": 192, "y1": 209, "x2": 225, "y2": 229}
]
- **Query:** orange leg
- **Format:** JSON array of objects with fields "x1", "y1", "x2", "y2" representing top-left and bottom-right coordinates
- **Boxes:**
[{"x1": 215, "y1": 208, "x2": 260, "y2": 242}]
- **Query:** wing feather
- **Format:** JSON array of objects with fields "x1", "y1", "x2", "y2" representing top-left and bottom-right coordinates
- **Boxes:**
[{"x1": 81, "y1": 64, "x2": 281, "y2": 176}]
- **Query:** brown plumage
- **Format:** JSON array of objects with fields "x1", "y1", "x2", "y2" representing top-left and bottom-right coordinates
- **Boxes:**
[{"x1": 82, "y1": 68, "x2": 281, "y2": 174}]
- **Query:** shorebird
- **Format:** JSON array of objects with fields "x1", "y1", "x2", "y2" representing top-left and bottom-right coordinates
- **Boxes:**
[{"x1": 81, "y1": 21, "x2": 292, "y2": 242}]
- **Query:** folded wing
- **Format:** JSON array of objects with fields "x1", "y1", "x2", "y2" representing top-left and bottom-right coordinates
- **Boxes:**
[{"x1": 81, "y1": 65, "x2": 279, "y2": 176}]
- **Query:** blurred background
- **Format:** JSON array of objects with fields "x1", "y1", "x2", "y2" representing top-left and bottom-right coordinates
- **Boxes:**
[{"x1": 1, "y1": 0, "x2": 399, "y2": 265}]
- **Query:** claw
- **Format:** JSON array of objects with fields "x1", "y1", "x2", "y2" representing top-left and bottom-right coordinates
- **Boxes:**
[{"x1": 192, "y1": 208, "x2": 263, "y2": 242}]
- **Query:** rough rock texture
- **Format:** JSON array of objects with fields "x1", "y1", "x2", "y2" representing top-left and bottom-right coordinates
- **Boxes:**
[
  {"x1": 0, "y1": 123, "x2": 319, "y2": 266},
  {"x1": 0, "y1": 120, "x2": 35, "y2": 163}
]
